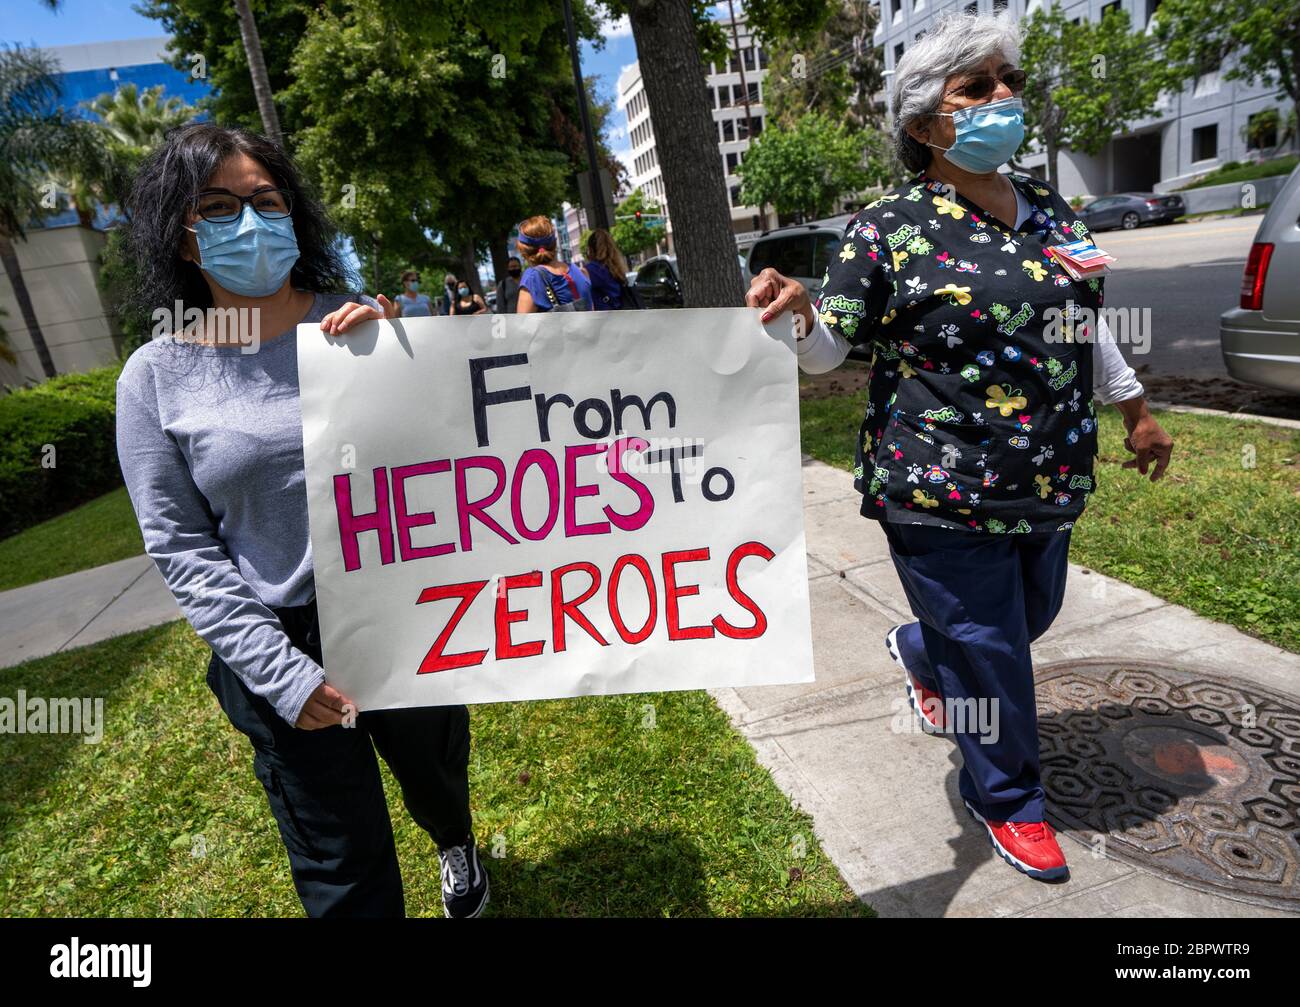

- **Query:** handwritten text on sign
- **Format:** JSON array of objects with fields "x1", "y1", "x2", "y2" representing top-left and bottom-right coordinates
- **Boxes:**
[{"x1": 298, "y1": 308, "x2": 814, "y2": 710}]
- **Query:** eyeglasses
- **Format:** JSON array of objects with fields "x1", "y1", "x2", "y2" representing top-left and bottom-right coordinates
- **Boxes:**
[
  {"x1": 944, "y1": 69, "x2": 1027, "y2": 102},
  {"x1": 192, "y1": 187, "x2": 293, "y2": 223}
]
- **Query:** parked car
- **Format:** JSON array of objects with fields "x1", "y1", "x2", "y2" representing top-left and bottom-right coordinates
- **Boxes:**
[
  {"x1": 1219, "y1": 163, "x2": 1300, "y2": 393},
  {"x1": 744, "y1": 222, "x2": 846, "y2": 295},
  {"x1": 744, "y1": 219, "x2": 881, "y2": 361},
  {"x1": 631, "y1": 254, "x2": 747, "y2": 308},
  {"x1": 1075, "y1": 192, "x2": 1186, "y2": 231}
]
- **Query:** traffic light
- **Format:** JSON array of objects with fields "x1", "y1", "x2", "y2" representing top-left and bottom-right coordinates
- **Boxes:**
[{"x1": 635, "y1": 210, "x2": 642, "y2": 224}]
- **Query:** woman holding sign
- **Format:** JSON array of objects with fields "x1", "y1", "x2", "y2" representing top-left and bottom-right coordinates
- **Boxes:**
[
  {"x1": 114, "y1": 123, "x2": 488, "y2": 918},
  {"x1": 746, "y1": 12, "x2": 1172, "y2": 882}
]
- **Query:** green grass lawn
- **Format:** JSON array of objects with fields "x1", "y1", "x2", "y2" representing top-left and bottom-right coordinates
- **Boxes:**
[
  {"x1": 0, "y1": 487, "x2": 142, "y2": 593},
  {"x1": 0, "y1": 621, "x2": 866, "y2": 918},
  {"x1": 1176, "y1": 155, "x2": 1297, "y2": 190},
  {"x1": 801, "y1": 395, "x2": 1300, "y2": 654}
]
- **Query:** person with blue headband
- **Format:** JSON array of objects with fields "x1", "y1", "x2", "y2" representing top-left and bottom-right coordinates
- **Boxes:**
[{"x1": 514, "y1": 215, "x2": 592, "y2": 313}]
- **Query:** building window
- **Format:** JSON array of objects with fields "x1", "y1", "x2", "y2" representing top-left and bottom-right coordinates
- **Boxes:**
[
  {"x1": 993, "y1": 0, "x2": 1007, "y2": 10},
  {"x1": 893, "y1": 42, "x2": 905, "y2": 65},
  {"x1": 758, "y1": 46, "x2": 769, "y2": 69},
  {"x1": 1100, "y1": 0, "x2": 1119, "y2": 16},
  {"x1": 722, "y1": 118, "x2": 735, "y2": 142},
  {"x1": 744, "y1": 47, "x2": 756, "y2": 72},
  {"x1": 1246, "y1": 110, "x2": 1279, "y2": 151},
  {"x1": 890, "y1": 0, "x2": 903, "y2": 19},
  {"x1": 965, "y1": 2, "x2": 978, "y2": 14},
  {"x1": 1191, "y1": 124, "x2": 1218, "y2": 161},
  {"x1": 737, "y1": 117, "x2": 751, "y2": 140},
  {"x1": 730, "y1": 185, "x2": 742, "y2": 207}
]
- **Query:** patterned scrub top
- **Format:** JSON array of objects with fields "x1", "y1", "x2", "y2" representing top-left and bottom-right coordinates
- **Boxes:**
[{"x1": 814, "y1": 172, "x2": 1105, "y2": 534}]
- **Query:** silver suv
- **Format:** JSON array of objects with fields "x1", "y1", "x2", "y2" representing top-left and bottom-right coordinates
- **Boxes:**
[{"x1": 1220, "y1": 164, "x2": 1300, "y2": 393}]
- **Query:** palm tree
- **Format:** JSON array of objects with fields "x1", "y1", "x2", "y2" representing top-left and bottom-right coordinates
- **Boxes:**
[
  {"x1": 88, "y1": 82, "x2": 193, "y2": 154},
  {"x1": 0, "y1": 307, "x2": 17, "y2": 368},
  {"x1": 0, "y1": 45, "x2": 106, "y2": 379},
  {"x1": 233, "y1": 0, "x2": 283, "y2": 145},
  {"x1": 75, "y1": 83, "x2": 195, "y2": 215}
]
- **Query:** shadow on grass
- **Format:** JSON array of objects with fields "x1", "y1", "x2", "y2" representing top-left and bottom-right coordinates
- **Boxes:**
[{"x1": 478, "y1": 828, "x2": 869, "y2": 918}]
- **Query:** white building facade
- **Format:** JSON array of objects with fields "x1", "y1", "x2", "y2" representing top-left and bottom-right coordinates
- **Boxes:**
[{"x1": 618, "y1": 10, "x2": 777, "y2": 254}]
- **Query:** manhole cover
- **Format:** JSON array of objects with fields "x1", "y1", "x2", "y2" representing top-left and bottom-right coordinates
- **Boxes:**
[{"x1": 1036, "y1": 660, "x2": 1300, "y2": 911}]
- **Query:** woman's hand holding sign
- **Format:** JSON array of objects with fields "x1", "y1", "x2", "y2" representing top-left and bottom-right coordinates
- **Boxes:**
[
  {"x1": 746, "y1": 268, "x2": 814, "y2": 337},
  {"x1": 296, "y1": 681, "x2": 358, "y2": 729},
  {"x1": 319, "y1": 293, "x2": 398, "y2": 335}
]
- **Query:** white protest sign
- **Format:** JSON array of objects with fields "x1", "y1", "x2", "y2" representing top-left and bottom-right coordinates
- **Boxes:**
[{"x1": 298, "y1": 307, "x2": 813, "y2": 710}]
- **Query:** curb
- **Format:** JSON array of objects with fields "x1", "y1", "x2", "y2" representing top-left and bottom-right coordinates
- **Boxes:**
[{"x1": 1147, "y1": 400, "x2": 1300, "y2": 430}]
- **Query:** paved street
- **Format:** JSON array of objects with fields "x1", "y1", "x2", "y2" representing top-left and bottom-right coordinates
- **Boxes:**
[
  {"x1": 1091, "y1": 215, "x2": 1300, "y2": 418},
  {"x1": 1099, "y1": 217, "x2": 1257, "y2": 380}
]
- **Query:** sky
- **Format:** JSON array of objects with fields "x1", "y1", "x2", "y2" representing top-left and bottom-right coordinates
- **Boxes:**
[{"x1": 2, "y1": 1, "x2": 656, "y2": 169}]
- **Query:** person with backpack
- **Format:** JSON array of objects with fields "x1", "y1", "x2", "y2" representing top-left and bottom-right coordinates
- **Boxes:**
[
  {"x1": 514, "y1": 215, "x2": 592, "y2": 313},
  {"x1": 583, "y1": 228, "x2": 642, "y2": 310}
]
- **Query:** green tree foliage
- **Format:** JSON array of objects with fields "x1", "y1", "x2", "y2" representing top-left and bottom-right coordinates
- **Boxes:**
[
  {"x1": 611, "y1": 187, "x2": 667, "y2": 257},
  {"x1": 762, "y1": 0, "x2": 884, "y2": 132},
  {"x1": 1154, "y1": 0, "x2": 1300, "y2": 139},
  {"x1": 736, "y1": 111, "x2": 876, "y2": 218},
  {"x1": 1019, "y1": 5, "x2": 1180, "y2": 187}
]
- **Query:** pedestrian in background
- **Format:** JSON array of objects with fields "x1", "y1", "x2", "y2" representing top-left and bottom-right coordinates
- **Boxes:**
[
  {"x1": 515, "y1": 215, "x2": 591, "y2": 313},
  {"x1": 584, "y1": 228, "x2": 642, "y2": 310},
  {"x1": 449, "y1": 277, "x2": 489, "y2": 315},
  {"x1": 494, "y1": 256, "x2": 523, "y2": 313},
  {"x1": 393, "y1": 269, "x2": 433, "y2": 317},
  {"x1": 438, "y1": 273, "x2": 458, "y2": 315}
]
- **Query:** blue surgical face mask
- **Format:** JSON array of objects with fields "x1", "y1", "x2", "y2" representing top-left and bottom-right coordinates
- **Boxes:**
[
  {"x1": 192, "y1": 204, "x2": 300, "y2": 297},
  {"x1": 928, "y1": 96, "x2": 1025, "y2": 174},
  {"x1": 406, "y1": 280, "x2": 419, "y2": 292}
]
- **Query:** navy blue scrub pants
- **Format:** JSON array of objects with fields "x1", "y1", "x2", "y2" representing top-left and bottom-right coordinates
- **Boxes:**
[
  {"x1": 882, "y1": 522, "x2": 1071, "y2": 823},
  {"x1": 206, "y1": 597, "x2": 473, "y2": 917}
]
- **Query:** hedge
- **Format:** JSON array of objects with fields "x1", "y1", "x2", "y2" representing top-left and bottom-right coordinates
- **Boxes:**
[{"x1": 0, "y1": 363, "x2": 124, "y2": 540}]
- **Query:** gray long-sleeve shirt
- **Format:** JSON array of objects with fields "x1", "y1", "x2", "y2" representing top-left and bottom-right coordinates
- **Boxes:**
[{"x1": 116, "y1": 292, "x2": 369, "y2": 725}]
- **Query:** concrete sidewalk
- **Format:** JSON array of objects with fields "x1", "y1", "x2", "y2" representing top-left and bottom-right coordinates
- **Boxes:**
[
  {"x1": 0, "y1": 555, "x2": 179, "y2": 669},
  {"x1": 2, "y1": 458, "x2": 1296, "y2": 916},
  {"x1": 712, "y1": 458, "x2": 1300, "y2": 918}
]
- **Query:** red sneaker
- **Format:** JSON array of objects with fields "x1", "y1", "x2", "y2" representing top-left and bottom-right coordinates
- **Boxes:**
[
  {"x1": 886, "y1": 626, "x2": 945, "y2": 732},
  {"x1": 965, "y1": 801, "x2": 1069, "y2": 881}
]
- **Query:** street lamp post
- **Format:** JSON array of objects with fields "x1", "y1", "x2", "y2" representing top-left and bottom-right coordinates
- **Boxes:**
[{"x1": 562, "y1": 0, "x2": 610, "y2": 231}]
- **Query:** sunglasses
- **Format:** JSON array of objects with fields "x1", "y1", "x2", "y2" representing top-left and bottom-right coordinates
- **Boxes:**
[{"x1": 944, "y1": 69, "x2": 1027, "y2": 102}]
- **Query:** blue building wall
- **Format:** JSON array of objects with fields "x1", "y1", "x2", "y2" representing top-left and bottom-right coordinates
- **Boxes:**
[{"x1": 41, "y1": 42, "x2": 212, "y2": 229}]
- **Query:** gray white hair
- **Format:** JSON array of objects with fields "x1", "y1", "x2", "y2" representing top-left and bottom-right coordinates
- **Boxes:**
[{"x1": 891, "y1": 11, "x2": 1023, "y2": 174}]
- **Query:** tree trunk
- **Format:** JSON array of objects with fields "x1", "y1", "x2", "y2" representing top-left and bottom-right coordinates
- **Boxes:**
[
  {"x1": 458, "y1": 240, "x2": 480, "y2": 296},
  {"x1": 0, "y1": 235, "x2": 56, "y2": 379},
  {"x1": 233, "y1": 0, "x2": 284, "y2": 146},
  {"x1": 628, "y1": 0, "x2": 744, "y2": 307},
  {"x1": 488, "y1": 229, "x2": 510, "y2": 290}
]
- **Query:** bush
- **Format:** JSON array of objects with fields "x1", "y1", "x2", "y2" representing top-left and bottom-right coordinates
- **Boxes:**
[{"x1": 0, "y1": 363, "x2": 124, "y2": 540}]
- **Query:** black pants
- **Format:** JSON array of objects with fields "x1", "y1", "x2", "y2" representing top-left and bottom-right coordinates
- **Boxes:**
[{"x1": 205, "y1": 597, "x2": 472, "y2": 917}]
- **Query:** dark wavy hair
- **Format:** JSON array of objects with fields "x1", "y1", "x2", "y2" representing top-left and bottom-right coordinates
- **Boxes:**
[{"x1": 123, "y1": 122, "x2": 352, "y2": 317}]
